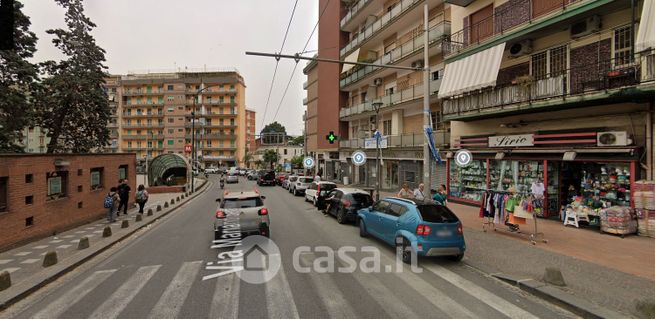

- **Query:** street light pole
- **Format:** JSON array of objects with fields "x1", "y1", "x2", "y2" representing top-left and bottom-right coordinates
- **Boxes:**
[
  {"x1": 191, "y1": 110, "x2": 196, "y2": 193},
  {"x1": 422, "y1": 3, "x2": 432, "y2": 192},
  {"x1": 373, "y1": 102, "x2": 383, "y2": 202}
]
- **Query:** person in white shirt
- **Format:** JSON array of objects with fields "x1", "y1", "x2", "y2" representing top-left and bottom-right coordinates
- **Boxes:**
[
  {"x1": 413, "y1": 183, "x2": 426, "y2": 201},
  {"x1": 531, "y1": 178, "x2": 545, "y2": 199}
]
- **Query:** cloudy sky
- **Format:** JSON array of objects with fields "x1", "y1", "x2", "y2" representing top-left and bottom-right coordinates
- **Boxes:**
[{"x1": 21, "y1": 0, "x2": 318, "y2": 135}]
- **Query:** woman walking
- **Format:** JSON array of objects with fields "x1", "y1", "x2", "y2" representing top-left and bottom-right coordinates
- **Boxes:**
[{"x1": 135, "y1": 184, "x2": 149, "y2": 214}]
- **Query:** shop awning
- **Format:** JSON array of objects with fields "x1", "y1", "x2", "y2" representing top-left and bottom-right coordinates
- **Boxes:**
[
  {"x1": 438, "y1": 43, "x2": 506, "y2": 98},
  {"x1": 341, "y1": 48, "x2": 361, "y2": 74},
  {"x1": 637, "y1": 0, "x2": 655, "y2": 52}
]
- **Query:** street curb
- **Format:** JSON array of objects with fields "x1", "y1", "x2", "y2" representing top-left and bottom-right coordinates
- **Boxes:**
[{"x1": 0, "y1": 180, "x2": 210, "y2": 311}]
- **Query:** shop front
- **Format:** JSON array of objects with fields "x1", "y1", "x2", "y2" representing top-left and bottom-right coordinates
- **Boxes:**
[
  {"x1": 447, "y1": 132, "x2": 640, "y2": 219},
  {"x1": 341, "y1": 148, "x2": 426, "y2": 190}
]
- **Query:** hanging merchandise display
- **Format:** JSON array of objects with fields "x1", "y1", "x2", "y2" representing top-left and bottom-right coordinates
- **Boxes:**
[
  {"x1": 449, "y1": 160, "x2": 486, "y2": 202},
  {"x1": 480, "y1": 189, "x2": 547, "y2": 245}
]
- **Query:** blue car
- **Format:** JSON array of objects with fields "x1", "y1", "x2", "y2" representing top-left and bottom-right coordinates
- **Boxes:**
[{"x1": 357, "y1": 197, "x2": 465, "y2": 263}]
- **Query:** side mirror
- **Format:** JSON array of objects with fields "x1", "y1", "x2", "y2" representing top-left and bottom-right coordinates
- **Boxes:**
[
  {"x1": 215, "y1": 198, "x2": 221, "y2": 202},
  {"x1": 260, "y1": 195, "x2": 266, "y2": 199}
]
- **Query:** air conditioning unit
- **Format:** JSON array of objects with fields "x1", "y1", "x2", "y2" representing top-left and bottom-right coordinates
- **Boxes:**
[
  {"x1": 570, "y1": 15, "x2": 601, "y2": 39},
  {"x1": 509, "y1": 40, "x2": 533, "y2": 58},
  {"x1": 411, "y1": 60, "x2": 424, "y2": 68},
  {"x1": 597, "y1": 131, "x2": 631, "y2": 146},
  {"x1": 373, "y1": 78, "x2": 383, "y2": 86}
]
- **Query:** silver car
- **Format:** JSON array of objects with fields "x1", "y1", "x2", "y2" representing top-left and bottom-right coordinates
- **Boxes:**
[
  {"x1": 226, "y1": 172, "x2": 239, "y2": 183},
  {"x1": 291, "y1": 177, "x2": 314, "y2": 196},
  {"x1": 283, "y1": 175, "x2": 298, "y2": 190},
  {"x1": 214, "y1": 191, "x2": 270, "y2": 239}
]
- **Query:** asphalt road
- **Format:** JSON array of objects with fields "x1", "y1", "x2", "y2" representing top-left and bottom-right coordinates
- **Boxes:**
[{"x1": 1, "y1": 175, "x2": 577, "y2": 319}]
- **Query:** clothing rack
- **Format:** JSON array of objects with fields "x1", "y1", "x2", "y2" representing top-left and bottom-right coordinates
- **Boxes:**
[{"x1": 480, "y1": 190, "x2": 548, "y2": 245}]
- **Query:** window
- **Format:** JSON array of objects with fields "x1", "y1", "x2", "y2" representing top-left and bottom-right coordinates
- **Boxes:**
[
  {"x1": 230, "y1": 119, "x2": 235, "y2": 126},
  {"x1": 167, "y1": 96, "x2": 174, "y2": 101},
  {"x1": 47, "y1": 171, "x2": 68, "y2": 199},
  {"x1": 158, "y1": 97, "x2": 163, "y2": 104},
  {"x1": 90, "y1": 168, "x2": 103, "y2": 190},
  {"x1": 78, "y1": 169, "x2": 84, "y2": 176},
  {"x1": 389, "y1": 203, "x2": 407, "y2": 217},
  {"x1": 614, "y1": 26, "x2": 632, "y2": 67},
  {"x1": 168, "y1": 140, "x2": 174, "y2": 145},
  {"x1": 168, "y1": 129, "x2": 174, "y2": 134},
  {"x1": 168, "y1": 118, "x2": 174, "y2": 123},
  {"x1": 25, "y1": 195, "x2": 34, "y2": 205},
  {"x1": 78, "y1": 185, "x2": 83, "y2": 192},
  {"x1": 167, "y1": 85, "x2": 174, "y2": 91},
  {"x1": 0, "y1": 177, "x2": 7, "y2": 212},
  {"x1": 147, "y1": 97, "x2": 152, "y2": 104},
  {"x1": 25, "y1": 174, "x2": 33, "y2": 183},
  {"x1": 531, "y1": 45, "x2": 568, "y2": 80},
  {"x1": 385, "y1": 87, "x2": 394, "y2": 95},
  {"x1": 372, "y1": 200, "x2": 391, "y2": 213},
  {"x1": 284, "y1": 149, "x2": 288, "y2": 155},
  {"x1": 230, "y1": 96, "x2": 235, "y2": 103},
  {"x1": 147, "y1": 141, "x2": 152, "y2": 147},
  {"x1": 118, "y1": 165, "x2": 128, "y2": 180},
  {"x1": 167, "y1": 107, "x2": 174, "y2": 112},
  {"x1": 230, "y1": 84, "x2": 235, "y2": 90},
  {"x1": 383, "y1": 120, "x2": 391, "y2": 136},
  {"x1": 178, "y1": 128, "x2": 183, "y2": 132},
  {"x1": 431, "y1": 69, "x2": 441, "y2": 80}
]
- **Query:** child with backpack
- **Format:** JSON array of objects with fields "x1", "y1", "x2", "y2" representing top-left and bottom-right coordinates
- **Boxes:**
[
  {"x1": 135, "y1": 184, "x2": 149, "y2": 214},
  {"x1": 105, "y1": 187, "x2": 120, "y2": 223}
]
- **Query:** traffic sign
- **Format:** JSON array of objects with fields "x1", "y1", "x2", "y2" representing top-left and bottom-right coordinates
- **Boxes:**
[
  {"x1": 303, "y1": 157, "x2": 315, "y2": 169},
  {"x1": 184, "y1": 144, "x2": 192, "y2": 153},
  {"x1": 352, "y1": 151, "x2": 367, "y2": 166},
  {"x1": 454, "y1": 149, "x2": 472, "y2": 167}
]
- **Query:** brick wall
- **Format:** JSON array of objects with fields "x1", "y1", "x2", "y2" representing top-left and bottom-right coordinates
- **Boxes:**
[
  {"x1": 570, "y1": 39, "x2": 611, "y2": 94},
  {"x1": 0, "y1": 154, "x2": 136, "y2": 252},
  {"x1": 147, "y1": 185, "x2": 185, "y2": 194},
  {"x1": 497, "y1": 62, "x2": 530, "y2": 86},
  {"x1": 494, "y1": 0, "x2": 530, "y2": 34}
]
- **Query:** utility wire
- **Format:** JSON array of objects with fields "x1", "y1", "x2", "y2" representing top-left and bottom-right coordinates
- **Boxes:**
[
  {"x1": 271, "y1": 0, "x2": 331, "y2": 123},
  {"x1": 259, "y1": 0, "x2": 300, "y2": 131}
]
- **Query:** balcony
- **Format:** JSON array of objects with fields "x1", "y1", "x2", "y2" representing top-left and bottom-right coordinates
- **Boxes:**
[
  {"x1": 185, "y1": 123, "x2": 237, "y2": 129},
  {"x1": 341, "y1": 0, "x2": 423, "y2": 57},
  {"x1": 340, "y1": 20, "x2": 450, "y2": 88},
  {"x1": 122, "y1": 90, "x2": 165, "y2": 96},
  {"x1": 191, "y1": 134, "x2": 237, "y2": 140},
  {"x1": 341, "y1": 0, "x2": 373, "y2": 30},
  {"x1": 124, "y1": 101, "x2": 165, "y2": 107},
  {"x1": 201, "y1": 146, "x2": 237, "y2": 151},
  {"x1": 303, "y1": 97, "x2": 308, "y2": 105},
  {"x1": 303, "y1": 81, "x2": 309, "y2": 89},
  {"x1": 340, "y1": 131, "x2": 450, "y2": 148},
  {"x1": 194, "y1": 100, "x2": 237, "y2": 106},
  {"x1": 442, "y1": 51, "x2": 655, "y2": 120},
  {"x1": 199, "y1": 87, "x2": 237, "y2": 94},
  {"x1": 122, "y1": 113, "x2": 164, "y2": 118},
  {"x1": 122, "y1": 123, "x2": 166, "y2": 128},
  {"x1": 340, "y1": 78, "x2": 442, "y2": 119}
]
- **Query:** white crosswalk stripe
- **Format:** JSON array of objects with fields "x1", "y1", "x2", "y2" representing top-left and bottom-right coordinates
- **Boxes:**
[
  {"x1": 88, "y1": 265, "x2": 161, "y2": 319},
  {"x1": 265, "y1": 263, "x2": 300, "y2": 319},
  {"x1": 147, "y1": 261, "x2": 202, "y2": 319},
  {"x1": 299, "y1": 253, "x2": 358, "y2": 319},
  {"x1": 32, "y1": 269, "x2": 116, "y2": 319},
  {"x1": 210, "y1": 272, "x2": 240, "y2": 319},
  {"x1": 348, "y1": 266, "x2": 420, "y2": 318}
]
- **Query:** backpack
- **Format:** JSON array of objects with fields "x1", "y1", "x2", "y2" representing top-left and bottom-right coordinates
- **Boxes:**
[
  {"x1": 136, "y1": 190, "x2": 147, "y2": 203},
  {"x1": 104, "y1": 194, "x2": 114, "y2": 208}
]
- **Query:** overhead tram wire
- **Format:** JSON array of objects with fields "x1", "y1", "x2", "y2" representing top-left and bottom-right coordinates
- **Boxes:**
[
  {"x1": 270, "y1": 0, "x2": 331, "y2": 123},
  {"x1": 259, "y1": 0, "x2": 300, "y2": 132}
]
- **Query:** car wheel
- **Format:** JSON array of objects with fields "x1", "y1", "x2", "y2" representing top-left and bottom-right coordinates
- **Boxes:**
[
  {"x1": 359, "y1": 220, "x2": 368, "y2": 237},
  {"x1": 336, "y1": 209, "x2": 346, "y2": 224},
  {"x1": 450, "y1": 253, "x2": 464, "y2": 262},
  {"x1": 398, "y1": 238, "x2": 412, "y2": 265},
  {"x1": 293, "y1": 188, "x2": 298, "y2": 196}
]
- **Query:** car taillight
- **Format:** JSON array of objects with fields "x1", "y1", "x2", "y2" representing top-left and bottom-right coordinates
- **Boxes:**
[
  {"x1": 457, "y1": 223, "x2": 463, "y2": 235},
  {"x1": 341, "y1": 199, "x2": 351, "y2": 207},
  {"x1": 416, "y1": 224, "x2": 432, "y2": 236},
  {"x1": 259, "y1": 208, "x2": 268, "y2": 216},
  {"x1": 215, "y1": 210, "x2": 226, "y2": 218}
]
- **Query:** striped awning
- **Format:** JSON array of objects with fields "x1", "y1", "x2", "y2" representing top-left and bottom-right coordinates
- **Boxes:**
[
  {"x1": 341, "y1": 48, "x2": 361, "y2": 74},
  {"x1": 438, "y1": 43, "x2": 506, "y2": 98},
  {"x1": 637, "y1": 0, "x2": 655, "y2": 52}
]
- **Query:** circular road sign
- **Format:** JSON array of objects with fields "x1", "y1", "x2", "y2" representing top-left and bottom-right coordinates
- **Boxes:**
[
  {"x1": 303, "y1": 157, "x2": 315, "y2": 169},
  {"x1": 455, "y1": 149, "x2": 473, "y2": 167},
  {"x1": 352, "y1": 151, "x2": 367, "y2": 166}
]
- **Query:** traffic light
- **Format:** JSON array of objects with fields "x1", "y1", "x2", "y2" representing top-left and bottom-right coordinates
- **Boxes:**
[{"x1": 326, "y1": 131, "x2": 337, "y2": 144}]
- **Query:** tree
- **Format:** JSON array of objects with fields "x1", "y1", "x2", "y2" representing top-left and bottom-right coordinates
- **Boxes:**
[
  {"x1": 262, "y1": 149, "x2": 279, "y2": 169},
  {"x1": 290, "y1": 155, "x2": 303, "y2": 169},
  {"x1": 0, "y1": 0, "x2": 39, "y2": 152},
  {"x1": 254, "y1": 159, "x2": 263, "y2": 169},
  {"x1": 242, "y1": 151, "x2": 253, "y2": 168},
  {"x1": 261, "y1": 121, "x2": 286, "y2": 145},
  {"x1": 288, "y1": 135, "x2": 304, "y2": 146},
  {"x1": 37, "y1": 0, "x2": 109, "y2": 153}
]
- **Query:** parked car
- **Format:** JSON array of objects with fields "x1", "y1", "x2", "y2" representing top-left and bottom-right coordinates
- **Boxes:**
[
  {"x1": 214, "y1": 191, "x2": 269, "y2": 239},
  {"x1": 304, "y1": 181, "x2": 337, "y2": 206},
  {"x1": 290, "y1": 176, "x2": 314, "y2": 196},
  {"x1": 275, "y1": 173, "x2": 288, "y2": 186},
  {"x1": 320, "y1": 188, "x2": 373, "y2": 224},
  {"x1": 257, "y1": 170, "x2": 276, "y2": 186},
  {"x1": 226, "y1": 171, "x2": 239, "y2": 183},
  {"x1": 357, "y1": 197, "x2": 465, "y2": 263},
  {"x1": 283, "y1": 175, "x2": 298, "y2": 190},
  {"x1": 205, "y1": 167, "x2": 219, "y2": 174},
  {"x1": 247, "y1": 171, "x2": 259, "y2": 180}
]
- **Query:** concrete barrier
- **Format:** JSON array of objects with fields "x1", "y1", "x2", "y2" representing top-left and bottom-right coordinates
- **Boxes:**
[
  {"x1": 136, "y1": 214, "x2": 142, "y2": 222},
  {"x1": 170, "y1": 199, "x2": 175, "y2": 205},
  {"x1": 77, "y1": 237, "x2": 90, "y2": 249},
  {"x1": 176, "y1": 196, "x2": 180, "y2": 201},
  {"x1": 543, "y1": 267, "x2": 566, "y2": 286},
  {"x1": 147, "y1": 208, "x2": 153, "y2": 216},
  {"x1": 42, "y1": 251, "x2": 58, "y2": 267},
  {"x1": 121, "y1": 220, "x2": 129, "y2": 228},
  {"x1": 157, "y1": 205, "x2": 162, "y2": 212},
  {"x1": 102, "y1": 226, "x2": 112, "y2": 238},
  {"x1": 0, "y1": 271, "x2": 10, "y2": 291},
  {"x1": 164, "y1": 202, "x2": 169, "y2": 208}
]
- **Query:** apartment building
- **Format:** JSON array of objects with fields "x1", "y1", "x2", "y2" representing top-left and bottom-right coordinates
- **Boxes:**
[
  {"x1": 440, "y1": 0, "x2": 655, "y2": 217},
  {"x1": 246, "y1": 109, "x2": 257, "y2": 152},
  {"x1": 114, "y1": 69, "x2": 248, "y2": 168},
  {"x1": 105, "y1": 75, "x2": 121, "y2": 153},
  {"x1": 16, "y1": 127, "x2": 48, "y2": 153},
  {"x1": 333, "y1": 0, "x2": 451, "y2": 189}
]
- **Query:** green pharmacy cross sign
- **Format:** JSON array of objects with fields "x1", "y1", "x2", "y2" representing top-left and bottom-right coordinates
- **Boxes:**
[{"x1": 326, "y1": 131, "x2": 338, "y2": 144}]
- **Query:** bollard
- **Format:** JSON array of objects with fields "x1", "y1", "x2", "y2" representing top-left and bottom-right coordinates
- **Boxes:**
[
  {"x1": 136, "y1": 214, "x2": 142, "y2": 222},
  {"x1": 43, "y1": 251, "x2": 58, "y2": 267},
  {"x1": 147, "y1": 208, "x2": 153, "y2": 216},
  {"x1": 170, "y1": 199, "x2": 175, "y2": 205},
  {"x1": 164, "y1": 202, "x2": 169, "y2": 208},
  {"x1": 0, "y1": 271, "x2": 11, "y2": 291},
  {"x1": 121, "y1": 220, "x2": 129, "y2": 228},
  {"x1": 543, "y1": 267, "x2": 566, "y2": 286},
  {"x1": 77, "y1": 237, "x2": 90, "y2": 249},
  {"x1": 176, "y1": 196, "x2": 180, "y2": 201},
  {"x1": 102, "y1": 226, "x2": 112, "y2": 237},
  {"x1": 157, "y1": 205, "x2": 162, "y2": 212}
]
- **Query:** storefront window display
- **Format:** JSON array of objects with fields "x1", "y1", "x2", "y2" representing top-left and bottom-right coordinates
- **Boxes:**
[
  {"x1": 489, "y1": 160, "x2": 544, "y2": 194},
  {"x1": 449, "y1": 160, "x2": 486, "y2": 202},
  {"x1": 547, "y1": 161, "x2": 560, "y2": 217},
  {"x1": 561, "y1": 162, "x2": 631, "y2": 208}
]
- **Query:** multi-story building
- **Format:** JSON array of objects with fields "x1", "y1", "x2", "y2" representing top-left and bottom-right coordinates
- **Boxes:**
[
  {"x1": 440, "y1": 0, "x2": 655, "y2": 217},
  {"x1": 329, "y1": 0, "x2": 451, "y2": 189},
  {"x1": 104, "y1": 75, "x2": 121, "y2": 153},
  {"x1": 114, "y1": 69, "x2": 248, "y2": 168},
  {"x1": 246, "y1": 109, "x2": 257, "y2": 152},
  {"x1": 17, "y1": 127, "x2": 48, "y2": 153},
  {"x1": 254, "y1": 144, "x2": 305, "y2": 170}
]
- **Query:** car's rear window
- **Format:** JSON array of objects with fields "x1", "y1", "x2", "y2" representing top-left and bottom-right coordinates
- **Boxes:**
[
  {"x1": 417, "y1": 205, "x2": 459, "y2": 223},
  {"x1": 319, "y1": 184, "x2": 336, "y2": 194},
  {"x1": 299, "y1": 177, "x2": 314, "y2": 183},
  {"x1": 223, "y1": 197, "x2": 263, "y2": 208},
  {"x1": 349, "y1": 193, "x2": 373, "y2": 206},
  {"x1": 264, "y1": 172, "x2": 275, "y2": 179}
]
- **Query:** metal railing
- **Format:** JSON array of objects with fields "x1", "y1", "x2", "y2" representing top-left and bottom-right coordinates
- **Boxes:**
[
  {"x1": 341, "y1": 0, "x2": 373, "y2": 28},
  {"x1": 443, "y1": 51, "x2": 655, "y2": 116},
  {"x1": 122, "y1": 113, "x2": 164, "y2": 118},
  {"x1": 340, "y1": 77, "x2": 442, "y2": 118},
  {"x1": 122, "y1": 123, "x2": 165, "y2": 128},
  {"x1": 122, "y1": 90, "x2": 164, "y2": 96},
  {"x1": 340, "y1": 21, "x2": 450, "y2": 88},
  {"x1": 340, "y1": 131, "x2": 450, "y2": 148},
  {"x1": 341, "y1": 0, "x2": 422, "y2": 57}
]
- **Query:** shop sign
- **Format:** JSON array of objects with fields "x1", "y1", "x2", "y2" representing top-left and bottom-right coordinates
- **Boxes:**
[
  {"x1": 364, "y1": 136, "x2": 388, "y2": 149},
  {"x1": 489, "y1": 134, "x2": 534, "y2": 148}
]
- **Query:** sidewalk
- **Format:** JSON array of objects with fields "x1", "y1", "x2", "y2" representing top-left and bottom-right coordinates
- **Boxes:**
[
  {"x1": 0, "y1": 179, "x2": 209, "y2": 309},
  {"x1": 343, "y1": 184, "x2": 655, "y2": 317}
]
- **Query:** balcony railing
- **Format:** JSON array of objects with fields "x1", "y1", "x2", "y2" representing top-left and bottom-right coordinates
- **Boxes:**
[
  {"x1": 122, "y1": 90, "x2": 164, "y2": 96},
  {"x1": 122, "y1": 123, "x2": 165, "y2": 128},
  {"x1": 340, "y1": 78, "x2": 442, "y2": 118},
  {"x1": 340, "y1": 131, "x2": 450, "y2": 148},
  {"x1": 303, "y1": 97, "x2": 308, "y2": 105},
  {"x1": 122, "y1": 113, "x2": 164, "y2": 118},
  {"x1": 185, "y1": 123, "x2": 237, "y2": 128},
  {"x1": 200, "y1": 87, "x2": 237, "y2": 94},
  {"x1": 340, "y1": 0, "x2": 372, "y2": 28},
  {"x1": 201, "y1": 146, "x2": 237, "y2": 150},
  {"x1": 190, "y1": 134, "x2": 237, "y2": 139},
  {"x1": 341, "y1": 0, "x2": 422, "y2": 57},
  {"x1": 340, "y1": 21, "x2": 450, "y2": 88},
  {"x1": 442, "y1": 51, "x2": 655, "y2": 117},
  {"x1": 124, "y1": 101, "x2": 165, "y2": 107}
]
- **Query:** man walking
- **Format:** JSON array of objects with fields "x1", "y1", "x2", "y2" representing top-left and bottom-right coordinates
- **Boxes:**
[
  {"x1": 413, "y1": 183, "x2": 426, "y2": 201},
  {"x1": 117, "y1": 179, "x2": 132, "y2": 215}
]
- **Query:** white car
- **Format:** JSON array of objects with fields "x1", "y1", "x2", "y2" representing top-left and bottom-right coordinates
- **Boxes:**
[
  {"x1": 226, "y1": 173, "x2": 239, "y2": 183},
  {"x1": 283, "y1": 175, "x2": 298, "y2": 190},
  {"x1": 304, "y1": 181, "x2": 337, "y2": 206},
  {"x1": 205, "y1": 167, "x2": 218, "y2": 174},
  {"x1": 290, "y1": 177, "x2": 314, "y2": 196}
]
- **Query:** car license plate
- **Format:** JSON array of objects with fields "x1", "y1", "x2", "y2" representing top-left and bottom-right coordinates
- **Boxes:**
[{"x1": 436, "y1": 230, "x2": 452, "y2": 237}]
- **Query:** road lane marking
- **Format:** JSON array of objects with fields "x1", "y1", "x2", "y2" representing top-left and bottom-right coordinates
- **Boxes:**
[
  {"x1": 49, "y1": 240, "x2": 63, "y2": 244},
  {"x1": 32, "y1": 269, "x2": 116, "y2": 319},
  {"x1": 0, "y1": 259, "x2": 14, "y2": 264},
  {"x1": 56, "y1": 245, "x2": 72, "y2": 249},
  {"x1": 424, "y1": 264, "x2": 539, "y2": 319},
  {"x1": 147, "y1": 261, "x2": 202, "y2": 319},
  {"x1": 33, "y1": 245, "x2": 49, "y2": 249},
  {"x1": 14, "y1": 252, "x2": 31, "y2": 256},
  {"x1": 265, "y1": 263, "x2": 300, "y2": 319},
  {"x1": 20, "y1": 258, "x2": 40, "y2": 264},
  {"x1": 348, "y1": 268, "x2": 420, "y2": 318},
  {"x1": 300, "y1": 253, "x2": 357, "y2": 319},
  {"x1": 88, "y1": 265, "x2": 161, "y2": 319},
  {"x1": 1, "y1": 267, "x2": 20, "y2": 273},
  {"x1": 210, "y1": 272, "x2": 240, "y2": 319}
]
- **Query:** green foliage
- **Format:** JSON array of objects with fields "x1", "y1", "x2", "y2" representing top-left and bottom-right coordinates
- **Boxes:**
[
  {"x1": 261, "y1": 121, "x2": 286, "y2": 145},
  {"x1": 288, "y1": 135, "x2": 304, "y2": 146},
  {"x1": 0, "y1": 1, "x2": 39, "y2": 152},
  {"x1": 262, "y1": 149, "x2": 279, "y2": 169},
  {"x1": 290, "y1": 155, "x2": 303, "y2": 169}
]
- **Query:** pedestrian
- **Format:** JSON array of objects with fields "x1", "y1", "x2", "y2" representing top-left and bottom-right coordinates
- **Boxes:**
[
  {"x1": 117, "y1": 179, "x2": 132, "y2": 215},
  {"x1": 397, "y1": 183, "x2": 414, "y2": 199},
  {"x1": 135, "y1": 184, "x2": 149, "y2": 214},
  {"x1": 413, "y1": 183, "x2": 426, "y2": 201},
  {"x1": 105, "y1": 187, "x2": 120, "y2": 222},
  {"x1": 433, "y1": 184, "x2": 448, "y2": 206}
]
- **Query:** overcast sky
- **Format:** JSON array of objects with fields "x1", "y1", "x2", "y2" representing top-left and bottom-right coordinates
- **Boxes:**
[{"x1": 21, "y1": 0, "x2": 318, "y2": 135}]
